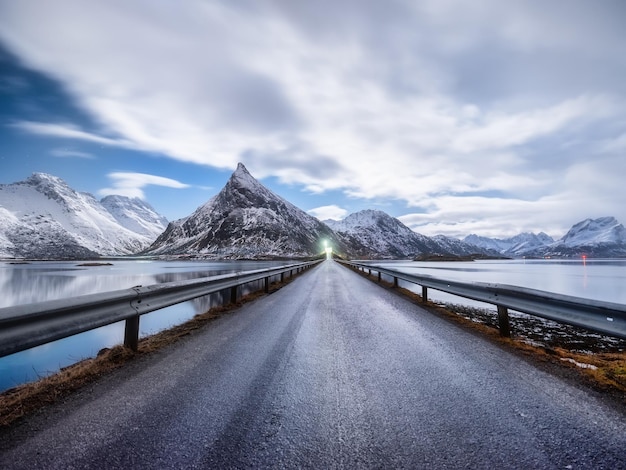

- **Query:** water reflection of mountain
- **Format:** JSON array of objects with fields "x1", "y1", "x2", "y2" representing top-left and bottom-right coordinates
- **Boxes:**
[
  {"x1": 0, "y1": 260, "x2": 290, "y2": 311},
  {"x1": 0, "y1": 265, "x2": 158, "y2": 309},
  {"x1": 0, "y1": 268, "x2": 77, "y2": 308}
]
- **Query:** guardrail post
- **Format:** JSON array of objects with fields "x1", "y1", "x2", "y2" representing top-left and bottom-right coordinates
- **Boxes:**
[
  {"x1": 377, "y1": 272, "x2": 381, "y2": 282},
  {"x1": 497, "y1": 305, "x2": 511, "y2": 337},
  {"x1": 264, "y1": 277, "x2": 269, "y2": 293},
  {"x1": 124, "y1": 316, "x2": 140, "y2": 351},
  {"x1": 281, "y1": 272, "x2": 285, "y2": 282},
  {"x1": 230, "y1": 285, "x2": 238, "y2": 304},
  {"x1": 368, "y1": 269, "x2": 371, "y2": 276},
  {"x1": 421, "y1": 286, "x2": 428, "y2": 302}
]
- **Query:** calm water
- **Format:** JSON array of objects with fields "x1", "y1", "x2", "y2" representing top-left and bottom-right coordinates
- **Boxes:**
[
  {"x1": 1, "y1": 258, "x2": 625, "y2": 392},
  {"x1": 0, "y1": 259, "x2": 291, "y2": 392},
  {"x1": 372, "y1": 258, "x2": 626, "y2": 306}
]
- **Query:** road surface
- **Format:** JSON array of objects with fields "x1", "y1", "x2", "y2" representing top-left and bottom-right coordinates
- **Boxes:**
[{"x1": 1, "y1": 260, "x2": 625, "y2": 468}]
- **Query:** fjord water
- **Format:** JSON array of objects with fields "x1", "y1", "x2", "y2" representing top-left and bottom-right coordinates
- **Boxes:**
[
  {"x1": 373, "y1": 258, "x2": 626, "y2": 306},
  {"x1": 0, "y1": 259, "x2": 291, "y2": 392},
  {"x1": 1, "y1": 258, "x2": 625, "y2": 392}
]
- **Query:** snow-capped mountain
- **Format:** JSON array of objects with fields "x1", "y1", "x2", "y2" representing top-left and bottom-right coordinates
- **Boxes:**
[
  {"x1": 560, "y1": 217, "x2": 626, "y2": 247},
  {"x1": 430, "y1": 235, "x2": 499, "y2": 258},
  {"x1": 464, "y1": 217, "x2": 626, "y2": 258},
  {"x1": 325, "y1": 210, "x2": 436, "y2": 258},
  {"x1": 101, "y1": 195, "x2": 169, "y2": 239},
  {"x1": 0, "y1": 173, "x2": 168, "y2": 259},
  {"x1": 464, "y1": 232, "x2": 554, "y2": 257},
  {"x1": 325, "y1": 210, "x2": 492, "y2": 259},
  {"x1": 543, "y1": 217, "x2": 626, "y2": 258},
  {"x1": 144, "y1": 163, "x2": 347, "y2": 258}
]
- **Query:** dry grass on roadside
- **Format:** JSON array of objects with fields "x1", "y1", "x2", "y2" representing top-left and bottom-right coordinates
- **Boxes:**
[
  {"x1": 0, "y1": 276, "x2": 295, "y2": 428},
  {"x1": 350, "y1": 265, "x2": 626, "y2": 401}
]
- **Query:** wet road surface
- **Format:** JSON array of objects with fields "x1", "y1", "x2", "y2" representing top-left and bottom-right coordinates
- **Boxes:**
[{"x1": 1, "y1": 260, "x2": 625, "y2": 468}]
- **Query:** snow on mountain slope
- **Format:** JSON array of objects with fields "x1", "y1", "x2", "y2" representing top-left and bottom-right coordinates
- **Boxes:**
[
  {"x1": 430, "y1": 235, "x2": 499, "y2": 257},
  {"x1": 101, "y1": 195, "x2": 168, "y2": 239},
  {"x1": 542, "y1": 217, "x2": 626, "y2": 257},
  {"x1": 145, "y1": 163, "x2": 347, "y2": 258},
  {"x1": 325, "y1": 209, "x2": 487, "y2": 258},
  {"x1": 560, "y1": 217, "x2": 626, "y2": 247},
  {"x1": 465, "y1": 218, "x2": 626, "y2": 258},
  {"x1": 463, "y1": 234, "x2": 515, "y2": 253},
  {"x1": 464, "y1": 232, "x2": 554, "y2": 257},
  {"x1": 0, "y1": 173, "x2": 167, "y2": 258},
  {"x1": 507, "y1": 232, "x2": 555, "y2": 255}
]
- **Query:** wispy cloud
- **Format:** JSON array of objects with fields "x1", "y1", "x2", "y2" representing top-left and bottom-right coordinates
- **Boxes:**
[
  {"x1": 307, "y1": 205, "x2": 348, "y2": 221},
  {"x1": 98, "y1": 172, "x2": 190, "y2": 199},
  {"x1": 1, "y1": 0, "x2": 625, "y2": 236},
  {"x1": 12, "y1": 121, "x2": 137, "y2": 148},
  {"x1": 50, "y1": 148, "x2": 95, "y2": 159}
]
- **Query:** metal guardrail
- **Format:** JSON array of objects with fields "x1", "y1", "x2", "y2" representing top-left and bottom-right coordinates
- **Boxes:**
[
  {"x1": 0, "y1": 260, "x2": 321, "y2": 358},
  {"x1": 339, "y1": 260, "x2": 626, "y2": 339}
]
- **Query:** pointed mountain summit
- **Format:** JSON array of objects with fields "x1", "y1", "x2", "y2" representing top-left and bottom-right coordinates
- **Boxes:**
[{"x1": 145, "y1": 163, "x2": 346, "y2": 258}]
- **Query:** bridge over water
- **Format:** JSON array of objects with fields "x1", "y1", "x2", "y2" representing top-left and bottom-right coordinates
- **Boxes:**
[{"x1": 1, "y1": 260, "x2": 625, "y2": 468}]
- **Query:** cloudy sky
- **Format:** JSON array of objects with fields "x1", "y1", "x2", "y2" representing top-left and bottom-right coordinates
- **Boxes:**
[{"x1": 0, "y1": 0, "x2": 625, "y2": 239}]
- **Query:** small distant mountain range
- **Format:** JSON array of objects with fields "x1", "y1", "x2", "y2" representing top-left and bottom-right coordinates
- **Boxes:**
[
  {"x1": 464, "y1": 217, "x2": 626, "y2": 258},
  {"x1": 0, "y1": 165, "x2": 624, "y2": 260}
]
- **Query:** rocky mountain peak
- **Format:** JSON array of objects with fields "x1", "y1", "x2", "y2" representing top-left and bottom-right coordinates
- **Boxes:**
[
  {"x1": 25, "y1": 172, "x2": 68, "y2": 192},
  {"x1": 26, "y1": 172, "x2": 61, "y2": 184},
  {"x1": 232, "y1": 162, "x2": 254, "y2": 182},
  {"x1": 21, "y1": 172, "x2": 88, "y2": 209},
  {"x1": 145, "y1": 164, "x2": 346, "y2": 258},
  {"x1": 226, "y1": 162, "x2": 266, "y2": 194}
]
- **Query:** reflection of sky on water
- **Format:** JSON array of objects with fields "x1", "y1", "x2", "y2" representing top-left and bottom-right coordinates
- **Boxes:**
[
  {"x1": 374, "y1": 259, "x2": 626, "y2": 309},
  {"x1": 0, "y1": 260, "x2": 289, "y2": 391},
  {"x1": 0, "y1": 260, "x2": 283, "y2": 308}
]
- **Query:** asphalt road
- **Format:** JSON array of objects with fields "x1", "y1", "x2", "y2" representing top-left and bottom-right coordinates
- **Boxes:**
[{"x1": 1, "y1": 260, "x2": 625, "y2": 469}]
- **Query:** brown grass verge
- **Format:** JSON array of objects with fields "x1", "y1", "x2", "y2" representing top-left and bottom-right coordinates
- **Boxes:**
[
  {"x1": 348, "y1": 265, "x2": 626, "y2": 403},
  {"x1": 0, "y1": 274, "x2": 301, "y2": 428}
]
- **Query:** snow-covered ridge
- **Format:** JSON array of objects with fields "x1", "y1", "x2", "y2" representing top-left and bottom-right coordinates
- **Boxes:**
[
  {"x1": 561, "y1": 217, "x2": 626, "y2": 246},
  {"x1": 326, "y1": 209, "x2": 492, "y2": 259},
  {"x1": 464, "y1": 232, "x2": 555, "y2": 257},
  {"x1": 0, "y1": 173, "x2": 168, "y2": 259},
  {"x1": 464, "y1": 217, "x2": 626, "y2": 258},
  {"x1": 3, "y1": 169, "x2": 622, "y2": 260},
  {"x1": 101, "y1": 195, "x2": 169, "y2": 239}
]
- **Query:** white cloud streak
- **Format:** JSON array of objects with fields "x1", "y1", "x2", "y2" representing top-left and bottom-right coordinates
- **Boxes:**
[
  {"x1": 98, "y1": 172, "x2": 190, "y2": 200},
  {"x1": 50, "y1": 148, "x2": 95, "y2": 159},
  {"x1": 1, "y1": 0, "x2": 625, "y2": 237},
  {"x1": 307, "y1": 205, "x2": 348, "y2": 221},
  {"x1": 12, "y1": 121, "x2": 136, "y2": 149}
]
